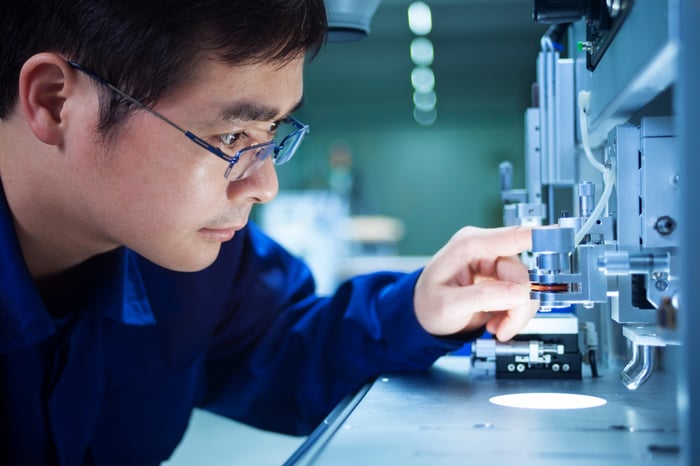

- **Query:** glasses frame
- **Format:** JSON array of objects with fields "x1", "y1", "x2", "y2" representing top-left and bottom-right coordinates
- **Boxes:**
[{"x1": 66, "y1": 61, "x2": 309, "y2": 180}]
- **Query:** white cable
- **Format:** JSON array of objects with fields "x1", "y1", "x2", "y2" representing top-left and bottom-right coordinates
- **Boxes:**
[
  {"x1": 540, "y1": 33, "x2": 554, "y2": 52},
  {"x1": 577, "y1": 91, "x2": 606, "y2": 175},
  {"x1": 575, "y1": 90, "x2": 615, "y2": 246}
]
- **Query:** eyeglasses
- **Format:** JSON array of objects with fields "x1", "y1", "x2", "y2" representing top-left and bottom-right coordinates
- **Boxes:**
[{"x1": 67, "y1": 61, "x2": 309, "y2": 181}]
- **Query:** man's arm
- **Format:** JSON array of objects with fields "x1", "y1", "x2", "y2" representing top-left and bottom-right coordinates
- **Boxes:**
[
  {"x1": 196, "y1": 223, "x2": 461, "y2": 435},
  {"x1": 168, "y1": 223, "x2": 536, "y2": 436}
]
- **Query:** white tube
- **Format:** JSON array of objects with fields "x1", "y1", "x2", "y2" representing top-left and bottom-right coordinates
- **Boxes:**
[{"x1": 575, "y1": 90, "x2": 616, "y2": 245}]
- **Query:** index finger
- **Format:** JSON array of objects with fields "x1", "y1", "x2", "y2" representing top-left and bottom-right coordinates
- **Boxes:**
[{"x1": 454, "y1": 225, "x2": 532, "y2": 258}]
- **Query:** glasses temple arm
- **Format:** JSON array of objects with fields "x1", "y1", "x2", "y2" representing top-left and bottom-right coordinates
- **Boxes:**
[{"x1": 67, "y1": 60, "x2": 190, "y2": 136}]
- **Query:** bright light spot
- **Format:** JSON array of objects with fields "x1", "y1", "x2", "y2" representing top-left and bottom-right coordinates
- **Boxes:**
[
  {"x1": 408, "y1": 2, "x2": 432, "y2": 36},
  {"x1": 413, "y1": 90, "x2": 436, "y2": 111},
  {"x1": 410, "y1": 37, "x2": 434, "y2": 66},
  {"x1": 411, "y1": 66, "x2": 435, "y2": 93},
  {"x1": 489, "y1": 393, "x2": 607, "y2": 410},
  {"x1": 413, "y1": 107, "x2": 437, "y2": 126}
]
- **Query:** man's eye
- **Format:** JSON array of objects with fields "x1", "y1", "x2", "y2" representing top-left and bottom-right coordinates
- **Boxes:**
[{"x1": 220, "y1": 132, "x2": 243, "y2": 146}]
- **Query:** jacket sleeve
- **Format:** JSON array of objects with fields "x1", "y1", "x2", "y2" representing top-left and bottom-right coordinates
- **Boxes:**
[{"x1": 198, "y1": 223, "x2": 464, "y2": 435}]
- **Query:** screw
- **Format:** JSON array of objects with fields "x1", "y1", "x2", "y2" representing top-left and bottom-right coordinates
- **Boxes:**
[
  {"x1": 654, "y1": 216, "x2": 676, "y2": 236},
  {"x1": 655, "y1": 280, "x2": 668, "y2": 292}
]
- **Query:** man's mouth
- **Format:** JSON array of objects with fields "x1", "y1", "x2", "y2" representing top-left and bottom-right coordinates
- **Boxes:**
[{"x1": 198, "y1": 225, "x2": 243, "y2": 242}]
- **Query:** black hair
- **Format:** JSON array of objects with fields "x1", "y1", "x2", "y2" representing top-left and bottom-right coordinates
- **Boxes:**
[{"x1": 0, "y1": 0, "x2": 327, "y2": 135}]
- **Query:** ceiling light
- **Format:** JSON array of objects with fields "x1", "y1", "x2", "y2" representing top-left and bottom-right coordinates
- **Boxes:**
[
  {"x1": 410, "y1": 37, "x2": 434, "y2": 66},
  {"x1": 413, "y1": 90, "x2": 437, "y2": 111},
  {"x1": 411, "y1": 67, "x2": 435, "y2": 93},
  {"x1": 408, "y1": 2, "x2": 432, "y2": 36},
  {"x1": 413, "y1": 107, "x2": 437, "y2": 126}
]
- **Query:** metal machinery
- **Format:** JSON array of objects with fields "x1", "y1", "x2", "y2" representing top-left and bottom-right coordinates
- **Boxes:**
[
  {"x1": 473, "y1": 0, "x2": 698, "y2": 463},
  {"x1": 282, "y1": 1, "x2": 698, "y2": 464},
  {"x1": 324, "y1": 0, "x2": 381, "y2": 42}
]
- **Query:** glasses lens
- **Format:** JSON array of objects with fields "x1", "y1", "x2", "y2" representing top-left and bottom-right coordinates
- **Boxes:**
[
  {"x1": 225, "y1": 142, "x2": 275, "y2": 180},
  {"x1": 223, "y1": 119, "x2": 308, "y2": 180},
  {"x1": 275, "y1": 128, "x2": 307, "y2": 165}
]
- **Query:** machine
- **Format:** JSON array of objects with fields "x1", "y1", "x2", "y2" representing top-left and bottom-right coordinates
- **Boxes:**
[
  {"x1": 474, "y1": 0, "x2": 697, "y2": 463},
  {"x1": 324, "y1": 0, "x2": 381, "y2": 42}
]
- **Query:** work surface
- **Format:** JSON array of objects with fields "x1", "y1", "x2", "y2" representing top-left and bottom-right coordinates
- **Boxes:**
[{"x1": 286, "y1": 356, "x2": 680, "y2": 466}]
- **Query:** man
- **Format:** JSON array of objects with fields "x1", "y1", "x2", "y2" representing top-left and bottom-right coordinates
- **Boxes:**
[{"x1": 0, "y1": 1, "x2": 538, "y2": 464}]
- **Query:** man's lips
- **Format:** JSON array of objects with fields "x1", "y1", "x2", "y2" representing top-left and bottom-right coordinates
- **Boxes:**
[{"x1": 198, "y1": 225, "x2": 243, "y2": 242}]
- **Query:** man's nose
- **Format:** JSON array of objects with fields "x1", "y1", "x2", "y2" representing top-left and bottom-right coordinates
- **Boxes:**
[{"x1": 227, "y1": 157, "x2": 279, "y2": 204}]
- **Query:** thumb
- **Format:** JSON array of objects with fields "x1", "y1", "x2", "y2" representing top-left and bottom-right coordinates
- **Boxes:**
[{"x1": 457, "y1": 280, "x2": 531, "y2": 314}]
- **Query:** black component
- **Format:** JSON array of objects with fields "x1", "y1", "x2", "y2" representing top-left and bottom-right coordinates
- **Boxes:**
[
  {"x1": 610, "y1": 425, "x2": 633, "y2": 431},
  {"x1": 589, "y1": 348, "x2": 599, "y2": 377},
  {"x1": 495, "y1": 334, "x2": 582, "y2": 380},
  {"x1": 585, "y1": 0, "x2": 633, "y2": 70},
  {"x1": 631, "y1": 274, "x2": 655, "y2": 309},
  {"x1": 532, "y1": 0, "x2": 634, "y2": 70},
  {"x1": 533, "y1": 0, "x2": 587, "y2": 23},
  {"x1": 647, "y1": 444, "x2": 681, "y2": 455}
]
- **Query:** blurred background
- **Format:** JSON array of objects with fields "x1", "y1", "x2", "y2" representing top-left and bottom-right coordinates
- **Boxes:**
[
  {"x1": 168, "y1": 0, "x2": 547, "y2": 464},
  {"x1": 261, "y1": 0, "x2": 545, "y2": 252},
  {"x1": 255, "y1": 0, "x2": 547, "y2": 294}
]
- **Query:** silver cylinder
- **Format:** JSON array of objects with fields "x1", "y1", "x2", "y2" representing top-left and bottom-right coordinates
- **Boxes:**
[
  {"x1": 499, "y1": 161, "x2": 513, "y2": 192},
  {"x1": 532, "y1": 227, "x2": 576, "y2": 254},
  {"x1": 578, "y1": 181, "x2": 596, "y2": 218}
]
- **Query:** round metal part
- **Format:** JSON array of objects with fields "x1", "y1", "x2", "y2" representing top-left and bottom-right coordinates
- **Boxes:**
[
  {"x1": 532, "y1": 227, "x2": 576, "y2": 254},
  {"x1": 654, "y1": 216, "x2": 676, "y2": 235}
]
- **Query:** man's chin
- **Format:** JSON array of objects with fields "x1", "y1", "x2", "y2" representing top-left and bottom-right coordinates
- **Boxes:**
[{"x1": 147, "y1": 245, "x2": 222, "y2": 273}]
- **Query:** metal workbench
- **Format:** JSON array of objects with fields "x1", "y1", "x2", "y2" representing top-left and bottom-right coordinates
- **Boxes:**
[{"x1": 285, "y1": 356, "x2": 680, "y2": 466}]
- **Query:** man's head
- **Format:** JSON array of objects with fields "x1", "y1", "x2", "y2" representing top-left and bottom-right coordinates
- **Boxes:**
[
  {"x1": 0, "y1": 0, "x2": 327, "y2": 138},
  {"x1": 0, "y1": 0, "x2": 327, "y2": 277}
]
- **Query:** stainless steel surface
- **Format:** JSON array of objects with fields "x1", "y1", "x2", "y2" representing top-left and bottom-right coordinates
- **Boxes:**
[
  {"x1": 290, "y1": 356, "x2": 679, "y2": 465},
  {"x1": 607, "y1": 123, "x2": 657, "y2": 326},
  {"x1": 676, "y1": 1, "x2": 699, "y2": 463},
  {"x1": 639, "y1": 118, "x2": 680, "y2": 251},
  {"x1": 537, "y1": 49, "x2": 576, "y2": 185}
]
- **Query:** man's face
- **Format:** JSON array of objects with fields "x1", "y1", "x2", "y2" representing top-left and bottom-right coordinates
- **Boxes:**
[{"x1": 71, "y1": 57, "x2": 305, "y2": 271}]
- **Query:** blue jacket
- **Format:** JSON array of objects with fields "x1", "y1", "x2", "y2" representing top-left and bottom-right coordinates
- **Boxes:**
[{"x1": 0, "y1": 186, "x2": 461, "y2": 466}]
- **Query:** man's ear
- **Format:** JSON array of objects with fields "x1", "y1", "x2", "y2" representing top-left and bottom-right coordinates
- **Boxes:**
[{"x1": 18, "y1": 53, "x2": 77, "y2": 146}]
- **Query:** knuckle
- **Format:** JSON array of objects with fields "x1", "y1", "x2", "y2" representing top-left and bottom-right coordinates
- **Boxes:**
[{"x1": 453, "y1": 226, "x2": 483, "y2": 250}]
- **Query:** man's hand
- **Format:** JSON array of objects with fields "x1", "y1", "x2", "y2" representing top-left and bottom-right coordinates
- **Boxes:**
[{"x1": 414, "y1": 225, "x2": 539, "y2": 342}]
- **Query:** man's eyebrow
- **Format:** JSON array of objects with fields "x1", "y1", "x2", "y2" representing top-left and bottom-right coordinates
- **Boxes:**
[{"x1": 218, "y1": 98, "x2": 305, "y2": 123}]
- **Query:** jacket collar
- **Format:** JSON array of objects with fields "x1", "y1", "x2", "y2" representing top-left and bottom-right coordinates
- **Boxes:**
[{"x1": 0, "y1": 184, "x2": 155, "y2": 354}]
